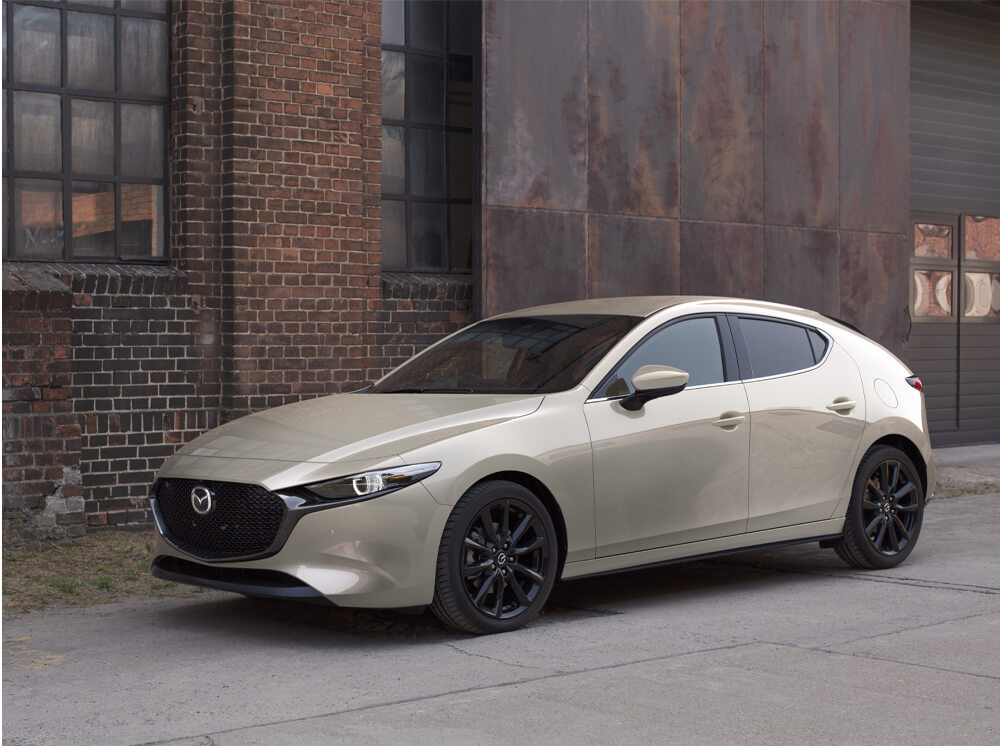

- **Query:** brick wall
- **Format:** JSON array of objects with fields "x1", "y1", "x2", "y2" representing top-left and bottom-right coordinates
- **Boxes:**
[{"x1": 3, "y1": 267, "x2": 84, "y2": 542}]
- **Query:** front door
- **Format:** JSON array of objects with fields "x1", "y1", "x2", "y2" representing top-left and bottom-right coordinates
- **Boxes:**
[{"x1": 584, "y1": 316, "x2": 750, "y2": 557}]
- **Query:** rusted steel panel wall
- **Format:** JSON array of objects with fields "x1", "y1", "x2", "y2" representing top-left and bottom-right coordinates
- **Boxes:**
[
  {"x1": 839, "y1": 1, "x2": 910, "y2": 234},
  {"x1": 763, "y1": 1, "x2": 839, "y2": 229},
  {"x1": 480, "y1": 0, "x2": 911, "y2": 348},
  {"x1": 483, "y1": 0, "x2": 588, "y2": 211},
  {"x1": 763, "y1": 227, "x2": 840, "y2": 317},
  {"x1": 483, "y1": 208, "x2": 587, "y2": 316},
  {"x1": 679, "y1": 222, "x2": 764, "y2": 298},
  {"x1": 588, "y1": 1, "x2": 679, "y2": 217},
  {"x1": 679, "y1": 0, "x2": 763, "y2": 223},
  {"x1": 588, "y1": 215, "x2": 680, "y2": 298},
  {"x1": 840, "y1": 231, "x2": 909, "y2": 356}
]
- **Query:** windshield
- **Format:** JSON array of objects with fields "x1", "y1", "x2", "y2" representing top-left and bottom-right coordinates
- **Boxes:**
[{"x1": 370, "y1": 314, "x2": 641, "y2": 394}]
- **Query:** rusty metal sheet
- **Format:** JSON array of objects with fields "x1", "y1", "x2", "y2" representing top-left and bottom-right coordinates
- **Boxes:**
[
  {"x1": 678, "y1": 221, "x2": 763, "y2": 298},
  {"x1": 839, "y1": 231, "x2": 908, "y2": 356},
  {"x1": 763, "y1": 227, "x2": 840, "y2": 316},
  {"x1": 588, "y1": 215, "x2": 680, "y2": 297},
  {"x1": 483, "y1": 1, "x2": 588, "y2": 211},
  {"x1": 680, "y1": 0, "x2": 763, "y2": 223},
  {"x1": 482, "y1": 207, "x2": 587, "y2": 316},
  {"x1": 839, "y1": 1, "x2": 909, "y2": 234},
  {"x1": 764, "y1": 1, "x2": 839, "y2": 229},
  {"x1": 588, "y1": 1, "x2": 679, "y2": 217}
]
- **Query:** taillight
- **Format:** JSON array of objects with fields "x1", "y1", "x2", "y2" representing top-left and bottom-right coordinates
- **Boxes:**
[{"x1": 905, "y1": 376, "x2": 923, "y2": 391}]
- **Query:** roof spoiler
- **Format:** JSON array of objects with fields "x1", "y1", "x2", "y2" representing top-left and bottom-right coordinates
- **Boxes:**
[{"x1": 819, "y1": 313, "x2": 867, "y2": 337}]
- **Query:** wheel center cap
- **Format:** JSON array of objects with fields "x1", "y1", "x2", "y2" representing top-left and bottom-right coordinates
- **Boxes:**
[{"x1": 496, "y1": 552, "x2": 508, "y2": 566}]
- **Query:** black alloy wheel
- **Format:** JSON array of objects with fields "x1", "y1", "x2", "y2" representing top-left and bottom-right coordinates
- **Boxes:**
[
  {"x1": 835, "y1": 445, "x2": 924, "y2": 569},
  {"x1": 432, "y1": 480, "x2": 557, "y2": 634}
]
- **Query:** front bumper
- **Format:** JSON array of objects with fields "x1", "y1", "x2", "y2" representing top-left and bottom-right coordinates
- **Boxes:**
[{"x1": 151, "y1": 483, "x2": 451, "y2": 609}]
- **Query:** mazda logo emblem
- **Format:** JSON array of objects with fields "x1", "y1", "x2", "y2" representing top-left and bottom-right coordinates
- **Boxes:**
[{"x1": 191, "y1": 485, "x2": 214, "y2": 515}]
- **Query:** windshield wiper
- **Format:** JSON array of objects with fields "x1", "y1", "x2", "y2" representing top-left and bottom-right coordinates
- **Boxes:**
[{"x1": 379, "y1": 387, "x2": 475, "y2": 394}]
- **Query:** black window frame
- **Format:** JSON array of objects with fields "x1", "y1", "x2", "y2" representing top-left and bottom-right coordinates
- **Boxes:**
[
  {"x1": 380, "y1": 0, "x2": 480, "y2": 274},
  {"x1": 590, "y1": 313, "x2": 741, "y2": 400},
  {"x1": 3, "y1": 0, "x2": 171, "y2": 263},
  {"x1": 728, "y1": 314, "x2": 832, "y2": 381}
]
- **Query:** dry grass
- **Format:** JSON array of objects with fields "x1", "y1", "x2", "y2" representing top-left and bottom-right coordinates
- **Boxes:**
[{"x1": 2, "y1": 529, "x2": 204, "y2": 616}]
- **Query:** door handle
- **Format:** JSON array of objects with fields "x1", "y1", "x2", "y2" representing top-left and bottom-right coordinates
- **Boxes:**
[
  {"x1": 827, "y1": 398, "x2": 857, "y2": 414},
  {"x1": 711, "y1": 413, "x2": 745, "y2": 430}
]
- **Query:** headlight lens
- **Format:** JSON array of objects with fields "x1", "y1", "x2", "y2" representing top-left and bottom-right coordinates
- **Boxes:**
[{"x1": 304, "y1": 462, "x2": 441, "y2": 502}]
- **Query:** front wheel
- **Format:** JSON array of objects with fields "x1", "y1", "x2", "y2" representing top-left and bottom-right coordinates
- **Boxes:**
[
  {"x1": 431, "y1": 480, "x2": 558, "y2": 634},
  {"x1": 835, "y1": 446, "x2": 924, "y2": 569}
]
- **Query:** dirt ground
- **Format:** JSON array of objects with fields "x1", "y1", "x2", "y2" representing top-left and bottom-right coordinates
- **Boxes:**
[{"x1": 2, "y1": 529, "x2": 203, "y2": 616}]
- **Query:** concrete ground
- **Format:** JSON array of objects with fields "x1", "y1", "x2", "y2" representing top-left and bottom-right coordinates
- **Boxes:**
[{"x1": 3, "y1": 447, "x2": 999, "y2": 745}]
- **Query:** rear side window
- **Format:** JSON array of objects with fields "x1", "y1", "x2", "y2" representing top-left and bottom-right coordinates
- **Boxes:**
[
  {"x1": 597, "y1": 316, "x2": 725, "y2": 397},
  {"x1": 738, "y1": 317, "x2": 822, "y2": 379}
]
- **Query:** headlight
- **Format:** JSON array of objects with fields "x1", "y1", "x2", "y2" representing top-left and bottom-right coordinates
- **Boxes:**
[{"x1": 304, "y1": 462, "x2": 441, "y2": 502}]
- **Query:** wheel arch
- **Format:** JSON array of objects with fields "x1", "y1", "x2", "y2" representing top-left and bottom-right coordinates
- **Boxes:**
[
  {"x1": 867, "y1": 434, "x2": 928, "y2": 496},
  {"x1": 470, "y1": 470, "x2": 569, "y2": 578}
]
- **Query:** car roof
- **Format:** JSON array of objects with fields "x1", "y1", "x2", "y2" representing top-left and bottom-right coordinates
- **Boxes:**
[
  {"x1": 493, "y1": 295, "x2": 835, "y2": 321},
  {"x1": 493, "y1": 296, "x2": 714, "y2": 318}
]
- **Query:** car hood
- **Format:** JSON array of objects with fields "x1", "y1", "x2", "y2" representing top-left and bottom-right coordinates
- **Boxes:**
[{"x1": 165, "y1": 392, "x2": 544, "y2": 473}]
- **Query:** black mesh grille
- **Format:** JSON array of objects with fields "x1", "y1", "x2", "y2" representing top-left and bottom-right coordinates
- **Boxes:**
[{"x1": 154, "y1": 478, "x2": 286, "y2": 560}]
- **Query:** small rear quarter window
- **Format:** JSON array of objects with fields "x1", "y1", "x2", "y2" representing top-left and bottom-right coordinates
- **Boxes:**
[{"x1": 807, "y1": 329, "x2": 828, "y2": 363}]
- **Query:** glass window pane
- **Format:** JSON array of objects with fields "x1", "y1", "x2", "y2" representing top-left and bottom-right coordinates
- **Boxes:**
[
  {"x1": 408, "y1": 0, "x2": 445, "y2": 50},
  {"x1": 913, "y1": 223, "x2": 952, "y2": 258},
  {"x1": 383, "y1": 0, "x2": 405, "y2": 45},
  {"x1": 449, "y1": 204, "x2": 473, "y2": 271},
  {"x1": 13, "y1": 92, "x2": 62, "y2": 173},
  {"x1": 410, "y1": 202, "x2": 446, "y2": 269},
  {"x1": 448, "y1": 1, "x2": 478, "y2": 56},
  {"x1": 120, "y1": 18, "x2": 168, "y2": 96},
  {"x1": 447, "y1": 56, "x2": 474, "y2": 128},
  {"x1": 75, "y1": 0, "x2": 116, "y2": 7},
  {"x1": 913, "y1": 270, "x2": 953, "y2": 317},
  {"x1": 408, "y1": 128, "x2": 445, "y2": 197},
  {"x1": 120, "y1": 0, "x2": 169, "y2": 12},
  {"x1": 740, "y1": 318, "x2": 816, "y2": 378},
  {"x1": 382, "y1": 199, "x2": 406, "y2": 269},
  {"x1": 807, "y1": 329, "x2": 828, "y2": 363},
  {"x1": 72, "y1": 99, "x2": 114, "y2": 175},
  {"x1": 12, "y1": 5, "x2": 60, "y2": 86},
  {"x1": 68, "y1": 12, "x2": 115, "y2": 91},
  {"x1": 965, "y1": 216, "x2": 1000, "y2": 261},
  {"x1": 602, "y1": 318, "x2": 724, "y2": 397},
  {"x1": 121, "y1": 183, "x2": 164, "y2": 257},
  {"x1": 382, "y1": 51, "x2": 405, "y2": 121},
  {"x1": 963, "y1": 272, "x2": 1000, "y2": 318},
  {"x1": 409, "y1": 54, "x2": 445, "y2": 124},
  {"x1": 71, "y1": 181, "x2": 115, "y2": 257},
  {"x1": 448, "y1": 131, "x2": 475, "y2": 199},
  {"x1": 13, "y1": 179, "x2": 63, "y2": 258},
  {"x1": 382, "y1": 126, "x2": 405, "y2": 195},
  {"x1": 121, "y1": 104, "x2": 165, "y2": 179}
]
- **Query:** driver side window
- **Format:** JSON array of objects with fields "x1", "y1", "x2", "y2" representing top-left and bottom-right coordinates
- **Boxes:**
[{"x1": 598, "y1": 317, "x2": 725, "y2": 397}]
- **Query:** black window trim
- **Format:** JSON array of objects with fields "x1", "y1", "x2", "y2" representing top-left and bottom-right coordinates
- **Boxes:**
[
  {"x1": 3, "y1": 0, "x2": 171, "y2": 263},
  {"x1": 727, "y1": 313, "x2": 832, "y2": 383},
  {"x1": 587, "y1": 313, "x2": 740, "y2": 402}
]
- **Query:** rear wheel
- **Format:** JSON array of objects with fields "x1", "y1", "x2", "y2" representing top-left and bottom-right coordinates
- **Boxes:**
[
  {"x1": 431, "y1": 480, "x2": 557, "y2": 634},
  {"x1": 835, "y1": 446, "x2": 924, "y2": 569}
]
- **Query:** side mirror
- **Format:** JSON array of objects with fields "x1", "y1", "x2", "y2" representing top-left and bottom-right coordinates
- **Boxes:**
[{"x1": 621, "y1": 365, "x2": 689, "y2": 411}]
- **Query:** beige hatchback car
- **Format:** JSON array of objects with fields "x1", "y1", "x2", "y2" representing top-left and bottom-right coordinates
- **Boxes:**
[{"x1": 151, "y1": 297, "x2": 935, "y2": 633}]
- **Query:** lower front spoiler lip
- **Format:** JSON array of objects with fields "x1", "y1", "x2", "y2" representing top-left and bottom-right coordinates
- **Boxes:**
[{"x1": 152, "y1": 555, "x2": 334, "y2": 605}]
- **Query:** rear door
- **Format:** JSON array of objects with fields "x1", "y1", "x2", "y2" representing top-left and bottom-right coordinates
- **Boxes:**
[{"x1": 730, "y1": 315, "x2": 866, "y2": 533}]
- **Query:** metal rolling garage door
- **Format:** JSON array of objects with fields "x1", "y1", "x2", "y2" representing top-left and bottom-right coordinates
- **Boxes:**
[{"x1": 909, "y1": 2, "x2": 1000, "y2": 446}]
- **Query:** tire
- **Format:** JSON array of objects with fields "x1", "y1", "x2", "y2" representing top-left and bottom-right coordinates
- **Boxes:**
[
  {"x1": 431, "y1": 480, "x2": 558, "y2": 634},
  {"x1": 834, "y1": 445, "x2": 924, "y2": 569}
]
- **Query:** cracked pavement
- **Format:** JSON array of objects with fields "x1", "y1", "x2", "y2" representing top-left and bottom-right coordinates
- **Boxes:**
[{"x1": 3, "y1": 487, "x2": 999, "y2": 745}]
